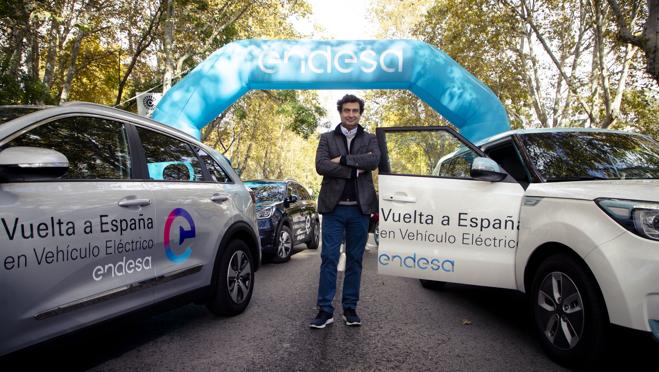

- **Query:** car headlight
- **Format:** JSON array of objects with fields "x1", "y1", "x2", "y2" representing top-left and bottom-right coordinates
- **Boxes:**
[
  {"x1": 596, "y1": 198, "x2": 659, "y2": 241},
  {"x1": 256, "y1": 206, "x2": 275, "y2": 219}
]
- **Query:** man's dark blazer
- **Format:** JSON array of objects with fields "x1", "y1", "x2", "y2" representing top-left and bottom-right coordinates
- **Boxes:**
[{"x1": 315, "y1": 124, "x2": 380, "y2": 215}]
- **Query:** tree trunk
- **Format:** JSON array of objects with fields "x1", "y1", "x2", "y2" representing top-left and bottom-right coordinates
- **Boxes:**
[
  {"x1": 559, "y1": 0, "x2": 590, "y2": 127},
  {"x1": 59, "y1": 28, "x2": 84, "y2": 104},
  {"x1": 43, "y1": 17, "x2": 59, "y2": 90},
  {"x1": 588, "y1": 41, "x2": 601, "y2": 127},
  {"x1": 115, "y1": 3, "x2": 163, "y2": 106},
  {"x1": 645, "y1": 0, "x2": 658, "y2": 81},
  {"x1": 603, "y1": 44, "x2": 638, "y2": 127},
  {"x1": 162, "y1": 0, "x2": 175, "y2": 93},
  {"x1": 26, "y1": 22, "x2": 40, "y2": 82},
  {"x1": 608, "y1": 0, "x2": 659, "y2": 83},
  {"x1": 7, "y1": 28, "x2": 24, "y2": 77},
  {"x1": 593, "y1": 0, "x2": 613, "y2": 128}
]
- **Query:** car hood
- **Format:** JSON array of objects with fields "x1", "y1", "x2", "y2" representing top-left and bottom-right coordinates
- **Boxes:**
[
  {"x1": 255, "y1": 201, "x2": 281, "y2": 210},
  {"x1": 525, "y1": 179, "x2": 659, "y2": 202}
]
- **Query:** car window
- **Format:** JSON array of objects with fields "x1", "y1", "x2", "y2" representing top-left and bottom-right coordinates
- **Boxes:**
[
  {"x1": 287, "y1": 183, "x2": 298, "y2": 199},
  {"x1": 4, "y1": 116, "x2": 131, "y2": 180},
  {"x1": 137, "y1": 126, "x2": 203, "y2": 181},
  {"x1": 197, "y1": 148, "x2": 232, "y2": 183},
  {"x1": 244, "y1": 181, "x2": 286, "y2": 203},
  {"x1": 519, "y1": 132, "x2": 659, "y2": 181},
  {"x1": 383, "y1": 129, "x2": 480, "y2": 179},
  {"x1": 483, "y1": 139, "x2": 531, "y2": 186},
  {"x1": 298, "y1": 184, "x2": 311, "y2": 200},
  {"x1": 293, "y1": 183, "x2": 311, "y2": 200}
]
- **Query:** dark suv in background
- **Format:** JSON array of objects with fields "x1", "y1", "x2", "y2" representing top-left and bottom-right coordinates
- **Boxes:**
[{"x1": 244, "y1": 180, "x2": 320, "y2": 263}]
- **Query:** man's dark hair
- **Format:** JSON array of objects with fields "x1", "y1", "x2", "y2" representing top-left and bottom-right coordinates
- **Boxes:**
[{"x1": 336, "y1": 94, "x2": 365, "y2": 114}]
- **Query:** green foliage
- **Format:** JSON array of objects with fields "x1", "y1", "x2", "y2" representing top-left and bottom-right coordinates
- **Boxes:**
[
  {"x1": 0, "y1": 74, "x2": 53, "y2": 104},
  {"x1": 203, "y1": 89, "x2": 325, "y2": 191},
  {"x1": 612, "y1": 89, "x2": 659, "y2": 139}
]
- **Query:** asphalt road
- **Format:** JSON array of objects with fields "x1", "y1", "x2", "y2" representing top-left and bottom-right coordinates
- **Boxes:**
[{"x1": 3, "y1": 236, "x2": 657, "y2": 371}]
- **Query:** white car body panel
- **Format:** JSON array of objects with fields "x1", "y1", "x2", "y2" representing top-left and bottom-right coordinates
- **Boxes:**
[{"x1": 378, "y1": 174, "x2": 524, "y2": 289}]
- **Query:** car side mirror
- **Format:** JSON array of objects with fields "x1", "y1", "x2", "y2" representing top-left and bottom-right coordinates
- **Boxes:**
[
  {"x1": 284, "y1": 194, "x2": 298, "y2": 208},
  {"x1": 0, "y1": 146, "x2": 69, "y2": 181},
  {"x1": 470, "y1": 157, "x2": 507, "y2": 182}
]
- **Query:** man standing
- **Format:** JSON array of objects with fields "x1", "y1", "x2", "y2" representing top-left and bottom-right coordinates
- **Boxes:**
[{"x1": 310, "y1": 94, "x2": 380, "y2": 329}]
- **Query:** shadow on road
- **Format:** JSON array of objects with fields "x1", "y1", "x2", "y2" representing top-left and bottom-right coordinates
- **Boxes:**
[
  {"x1": 423, "y1": 282, "x2": 658, "y2": 371},
  {"x1": 1, "y1": 301, "x2": 211, "y2": 371}
]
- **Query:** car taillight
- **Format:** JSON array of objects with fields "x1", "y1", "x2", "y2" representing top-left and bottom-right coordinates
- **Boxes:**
[{"x1": 371, "y1": 212, "x2": 379, "y2": 222}]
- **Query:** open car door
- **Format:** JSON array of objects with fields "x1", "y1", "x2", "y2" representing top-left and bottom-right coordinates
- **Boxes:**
[{"x1": 376, "y1": 127, "x2": 523, "y2": 289}]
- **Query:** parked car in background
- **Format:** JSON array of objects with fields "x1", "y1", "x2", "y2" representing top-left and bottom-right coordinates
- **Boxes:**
[
  {"x1": 375, "y1": 126, "x2": 658, "y2": 367},
  {"x1": 244, "y1": 180, "x2": 320, "y2": 263},
  {"x1": 0, "y1": 102, "x2": 260, "y2": 356}
]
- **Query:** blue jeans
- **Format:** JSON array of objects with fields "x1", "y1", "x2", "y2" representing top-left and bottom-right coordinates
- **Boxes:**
[{"x1": 317, "y1": 205, "x2": 370, "y2": 313}]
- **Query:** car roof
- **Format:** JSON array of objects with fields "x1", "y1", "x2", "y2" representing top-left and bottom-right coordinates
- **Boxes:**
[
  {"x1": 0, "y1": 105, "x2": 55, "y2": 124},
  {"x1": 475, "y1": 127, "x2": 647, "y2": 146},
  {"x1": 0, "y1": 102, "x2": 198, "y2": 144}
]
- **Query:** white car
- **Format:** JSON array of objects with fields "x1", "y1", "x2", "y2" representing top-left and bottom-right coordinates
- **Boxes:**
[
  {"x1": 0, "y1": 103, "x2": 260, "y2": 356},
  {"x1": 375, "y1": 126, "x2": 658, "y2": 367}
]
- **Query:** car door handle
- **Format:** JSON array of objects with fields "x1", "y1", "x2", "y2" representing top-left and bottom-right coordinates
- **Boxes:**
[
  {"x1": 211, "y1": 194, "x2": 229, "y2": 203},
  {"x1": 118, "y1": 198, "x2": 151, "y2": 207},
  {"x1": 383, "y1": 193, "x2": 416, "y2": 203}
]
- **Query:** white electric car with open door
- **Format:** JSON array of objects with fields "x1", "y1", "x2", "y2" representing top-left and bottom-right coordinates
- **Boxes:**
[{"x1": 375, "y1": 126, "x2": 659, "y2": 367}]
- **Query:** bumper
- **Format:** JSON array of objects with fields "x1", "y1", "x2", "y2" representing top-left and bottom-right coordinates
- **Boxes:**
[
  {"x1": 585, "y1": 232, "x2": 659, "y2": 334},
  {"x1": 257, "y1": 218, "x2": 276, "y2": 253}
]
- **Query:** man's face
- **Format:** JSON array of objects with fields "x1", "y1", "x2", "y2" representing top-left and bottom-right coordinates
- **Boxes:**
[{"x1": 340, "y1": 102, "x2": 361, "y2": 129}]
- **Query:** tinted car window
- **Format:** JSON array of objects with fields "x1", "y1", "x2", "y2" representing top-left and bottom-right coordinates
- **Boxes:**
[
  {"x1": 197, "y1": 148, "x2": 231, "y2": 183},
  {"x1": 293, "y1": 183, "x2": 311, "y2": 200},
  {"x1": 245, "y1": 181, "x2": 286, "y2": 203},
  {"x1": 520, "y1": 132, "x2": 659, "y2": 181},
  {"x1": 5, "y1": 116, "x2": 130, "y2": 179},
  {"x1": 137, "y1": 126, "x2": 203, "y2": 181}
]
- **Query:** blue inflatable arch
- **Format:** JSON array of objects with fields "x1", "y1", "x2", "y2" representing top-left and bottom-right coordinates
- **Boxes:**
[{"x1": 152, "y1": 39, "x2": 509, "y2": 142}]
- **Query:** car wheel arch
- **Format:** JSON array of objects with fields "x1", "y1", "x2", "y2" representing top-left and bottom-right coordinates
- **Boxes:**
[
  {"x1": 276, "y1": 217, "x2": 291, "y2": 237},
  {"x1": 523, "y1": 243, "x2": 606, "y2": 311},
  {"x1": 212, "y1": 221, "x2": 260, "y2": 279}
]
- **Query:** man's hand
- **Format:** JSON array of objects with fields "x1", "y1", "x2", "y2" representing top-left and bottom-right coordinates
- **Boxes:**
[{"x1": 331, "y1": 156, "x2": 341, "y2": 164}]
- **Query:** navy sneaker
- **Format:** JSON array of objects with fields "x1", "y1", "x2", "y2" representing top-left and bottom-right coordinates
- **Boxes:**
[
  {"x1": 309, "y1": 310, "x2": 334, "y2": 329},
  {"x1": 343, "y1": 308, "x2": 361, "y2": 326}
]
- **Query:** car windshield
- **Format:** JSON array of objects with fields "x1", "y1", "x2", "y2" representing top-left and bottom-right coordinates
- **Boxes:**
[
  {"x1": 519, "y1": 131, "x2": 659, "y2": 181},
  {"x1": 244, "y1": 182, "x2": 286, "y2": 203}
]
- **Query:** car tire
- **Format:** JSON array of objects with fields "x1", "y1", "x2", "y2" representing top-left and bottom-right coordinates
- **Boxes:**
[
  {"x1": 207, "y1": 239, "x2": 254, "y2": 316},
  {"x1": 419, "y1": 279, "x2": 446, "y2": 290},
  {"x1": 271, "y1": 225, "x2": 293, "y2": 263},
  {"x1": 307, "y1": 221, "x2": 319, "y2": 250},
  {"x1": 530, "y1": 254, "x2": 608, "y2": 368}
]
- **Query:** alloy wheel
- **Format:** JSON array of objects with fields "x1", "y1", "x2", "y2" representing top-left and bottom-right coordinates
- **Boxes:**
[
  {"x1": 536, "y1": 271, "x2": 585, "y2": 350},
  {"x1": 226, "y1": 250, "x2": 252, "y2": 304},
  {"x1": 277, "y1": 229, "x2": 292, "y2": 259}
]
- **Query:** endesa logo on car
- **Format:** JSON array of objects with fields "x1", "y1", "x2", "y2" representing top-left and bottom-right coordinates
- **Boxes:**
[{"x1": 164, "y1": 208, "x2": 196, "y2": 264}]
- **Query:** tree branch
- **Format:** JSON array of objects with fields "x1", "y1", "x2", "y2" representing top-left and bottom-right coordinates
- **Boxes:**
[{"x1": 606, "y1": 0, "x2": 644, "y2": 47}]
